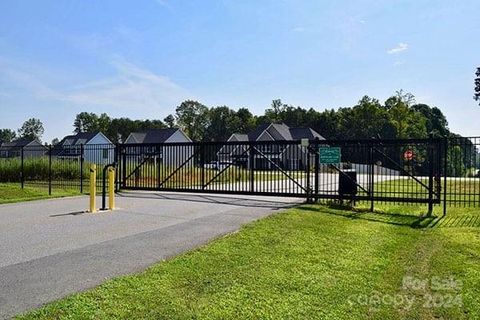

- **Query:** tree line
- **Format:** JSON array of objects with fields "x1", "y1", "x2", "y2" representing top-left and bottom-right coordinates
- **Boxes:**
[
  {"x1": 70, "y1": 91, "x2": 452, "y2": 143},
  {"x1": 0, "y1": 118, "x2": 44, "y2": 143},
  {"x1": 0, "y1": 91, "x2": 468, "y2": 144}
]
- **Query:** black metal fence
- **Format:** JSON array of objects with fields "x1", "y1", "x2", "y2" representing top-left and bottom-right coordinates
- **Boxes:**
[
  {"x1": 0, "y1": 144, "x2": 115, "y2": 194},
  {"x1": 1, "y1": 137, "x2": 479, "y2": 211},
  {"x1": 444, "y1": 136, "x2": 480, "y2": 207},
  {"x1": 117, "y1": 138, "x2": 443, "y2": 211}
]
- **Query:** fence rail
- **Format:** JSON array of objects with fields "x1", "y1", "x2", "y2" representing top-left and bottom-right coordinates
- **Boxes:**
[{"x1": 0, "y1": 137, "x2": 479, "y2": 211}]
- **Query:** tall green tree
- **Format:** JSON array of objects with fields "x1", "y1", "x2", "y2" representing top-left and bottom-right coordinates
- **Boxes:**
[
  {"x1": 73, "y1": 112, "x2": 100, "y2": 133},
  {"x1": 73, "y1": 113, "x2": 166, "y2": 143},
  {"x1": 108, "y1": 117, "x2": 140, "y2": 143},
  {"x1": 236, "y1": 108, "x2": 256, "y2": 133},
  {"x1": 307, "y1": 108, "x2": 340, "y2": 139},
  {"x1": 385, "y1": 94, "x2": 427, "y2": 139},
  {"x1": 204, "y1": 106, "x2": 242, "y2": 141},
  {"x1": 96, "y1": 113, "x2": 112, "y2": 133},
  {"x1": 175, "y1": 100, "x2": 209, "y2": 141},
  {"x1": 18, "y1": 118, "x2": 44, "y2": 141},
  {"x1": 164, "y1": 114, "x2": 176, "y2": 128},
  {"x1": 412, "y1": 104, "x2": 449, "y2": 137},
  {"x1": 0, "y1": 129, "x2": 16, "y2": 142},
  {"x1": 337, "y1": 96, "x2": 395, "y2": 139},
  {"x1": 263, "y1": 99, "x2": 287, "y2": 123}
]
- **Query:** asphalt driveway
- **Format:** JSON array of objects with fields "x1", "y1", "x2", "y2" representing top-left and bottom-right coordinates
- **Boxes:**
[{"x1": 0, "y1": 191, "x2": 302, "y2": 319}]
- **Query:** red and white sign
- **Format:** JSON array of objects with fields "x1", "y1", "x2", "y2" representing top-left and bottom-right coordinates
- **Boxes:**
[{"x1": 404, "y1": 149, "x2": 415, "y2": 161}]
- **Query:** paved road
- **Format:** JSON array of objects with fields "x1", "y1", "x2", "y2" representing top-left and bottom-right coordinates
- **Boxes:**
[{"x1": 0, "y1": 192, "x2": 302, "y2": 319}]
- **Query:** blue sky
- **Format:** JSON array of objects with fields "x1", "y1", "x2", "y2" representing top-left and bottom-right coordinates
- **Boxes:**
[{"x1": 0, "y1": 0, "x2": 479, "y2": 142}]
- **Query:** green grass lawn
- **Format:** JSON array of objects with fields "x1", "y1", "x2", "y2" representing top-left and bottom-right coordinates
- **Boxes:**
[
  {"x1": 0, "y1": 183, "x2": 81, "y2": 204},
  {"x1": 16, "y1": 202, "x2": 480, "y2": 320},
  {"x1": 373, "y1": 177, "x2": 480, "y2": 205}
]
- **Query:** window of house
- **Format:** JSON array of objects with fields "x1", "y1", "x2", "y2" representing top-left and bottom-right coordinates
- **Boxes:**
[{"x1": 103, "y1": 149, "x2": 109, "y2": 159}]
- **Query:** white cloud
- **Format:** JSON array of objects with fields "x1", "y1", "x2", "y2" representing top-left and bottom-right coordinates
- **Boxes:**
[
  {"x1": 61, "y1": 58, "x2": 189, "y2": 110},
  {"x1": 292, "y1": 26, "x2": 306, "y2": 32},
  {"x1": 0, "y1": 55, "x2": 190, "y2": 111},
  {"x1": 387, "y1": 42, "x2": 409, "y2": 54},
  {"x1": 154, "y1": 0, "x2": 170, "y2": 8},
  {"x1": 0, "y1": 57, "x2": 61, "y2": 100}
]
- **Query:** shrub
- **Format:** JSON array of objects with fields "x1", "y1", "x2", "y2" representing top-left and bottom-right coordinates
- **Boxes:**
[{"x1": 0, "y1": 157, "x2": 90, "y2": 182}]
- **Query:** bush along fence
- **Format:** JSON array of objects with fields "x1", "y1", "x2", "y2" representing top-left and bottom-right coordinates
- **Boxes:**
[{"x1": 0, "y1": 137, "x2": 478, "y2": 210}]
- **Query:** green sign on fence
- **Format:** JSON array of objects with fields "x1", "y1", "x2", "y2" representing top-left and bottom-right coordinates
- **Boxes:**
[{"x1": 319, "y1": 147, "x2": 341, "y2": 164}]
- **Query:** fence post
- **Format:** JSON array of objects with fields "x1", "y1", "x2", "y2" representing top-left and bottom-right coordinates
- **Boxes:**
[
  {"x1": 314, "y1": 138, "x2": 319, "y2": 202},
  {"x1": 200, "y1": 145, "x2": 205, "y2": 189},
  {"x1": 80, "y1": 144, "x2": 84, "y2": 193},
  {"x1": 48, "y1": 145, "x2": 52, "y2": 195},
  {"x1": 306, "y1": 141, "x2": 311, "y2": 203},
  {"x1": 108, "y1": 166, "x2": 115, "y2": 210},
  {"x1": 443, "y1": 137, "x2": 448, "y2": 217},
  {"x1": 369, "y1": 143, "x2": 374, "y2": 212},
  {"x1": 249, "y1": 143, "x2": 255, "y2": 193},
  {"x1": 20, "y1": 146, "x2": 24, "y2": 189},
  {"x1": 122, "y1": 147, "x2": 127, "y2": 188},
  {"x1": 157, "y1": 145, "x2": 161, "y2": 190},
  {"x1": 89, "y1": 164, "x2": 97, "y2": 213},
  {"x1": 427, "y1": 134, "x2": 435, "y2": 216},
  {"x1": 115, "y1": 144, "x2": 120, "y2": 192}
]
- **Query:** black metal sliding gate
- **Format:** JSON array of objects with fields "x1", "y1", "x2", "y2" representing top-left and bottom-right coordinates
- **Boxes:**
[{"x1": 117, "y1": 137, "x2": 443, "y2": 208}]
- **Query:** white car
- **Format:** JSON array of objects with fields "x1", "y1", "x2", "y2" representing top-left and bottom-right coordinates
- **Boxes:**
[
  {"x1": 204, "y1": 161, "x2": 218, "y2": 170},
  {"x1": 204, "y1": 161, "x2": 234, "y2": 170}
]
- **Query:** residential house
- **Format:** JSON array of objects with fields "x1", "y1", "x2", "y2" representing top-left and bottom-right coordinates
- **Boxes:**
[
  {"x1": 53, "y1": 132, "x2": 114, "y2": 164},
  {"x1": 124, "y1": 128, "x2": 193, "y2": 166},
  {"x1": 0, "y1": 138, "x2": 47, "y2": 158},
  {"x1": 218, "y1": 123, "x2": 325, "y2": 170}
]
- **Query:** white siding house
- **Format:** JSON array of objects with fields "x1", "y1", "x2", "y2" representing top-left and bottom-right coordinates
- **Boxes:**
[
  {"x1": 219, "y1": 123, "x2": 326, "y2": 170},
  {"x1": 0, "y1": 139, "x2": 47, "y2": 158},
  {"x1": 124, "y1": 128, "x2": 193, "y2": 167},
  {"x1": 53, "y1": 132, "x2": 114, "y2": 164}
]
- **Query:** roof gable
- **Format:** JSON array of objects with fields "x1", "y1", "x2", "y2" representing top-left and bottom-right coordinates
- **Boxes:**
[
  {"x1": 230, "y1": 123, "x2": 325, "y2": 142},
  {"x1": 126, "y1": 128, "x2": 180, "y2": 144},
  {"x1": 59, "y1": 132, "x2": 105, "y2": 146},
  {"x1": 1, "y1": 138, "x2": 41, "y2": 148},
  {"x1": 268, "y1": 123, "x2": 292, "y2": 140},
  {"x1": 247, "y1": 123, "x2": 270, "y2": 141}
]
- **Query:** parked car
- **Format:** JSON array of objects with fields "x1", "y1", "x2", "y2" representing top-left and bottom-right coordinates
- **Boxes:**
[
  {"x1": 204, "y1": 161, "x2": 234, "y2": 170},
  {"x1": 204, "y1": 161, "x2": 218, "y2": 170}
]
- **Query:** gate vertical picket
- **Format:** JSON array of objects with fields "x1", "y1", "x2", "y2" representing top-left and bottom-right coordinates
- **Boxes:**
[{"x1": 249, "y1": 144, "x2": 255, "y2": 193}]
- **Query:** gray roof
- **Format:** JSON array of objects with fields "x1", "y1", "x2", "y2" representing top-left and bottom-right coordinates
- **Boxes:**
[
  {"x1": 59, "y1": 132, "x2": 99, "y2": 146},
  {"x1": 127, "y1": 128, "x2": 181, "y2": 144},
  {"x1": 1, "y1": 138, "x2": 42, "y2": 148},
  {"x1": 236, "y1": 123, "x2": 325, "y2": 142},
  {"x1": 230, "y1": 133, "x2": 248, "y2": 142},
  {"x1": 289, "y1": 127, "x2": 325, "y2": 140}
]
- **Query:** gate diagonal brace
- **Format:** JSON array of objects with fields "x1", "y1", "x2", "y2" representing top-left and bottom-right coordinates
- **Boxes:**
[
  {"x1": 202, "y1": 145, "x2": 252, "y2": 189},
  {"x1": 123, "y1": 152, "x2": 156, "y2": 182},
  {"x1": 252, "y1": 146, "x2": 307, "y2": 192},
  {"x1": 158, "y1": 146, "x2": 201, "y2": 188},
  {"x1": 372, "y1": 147, "x2": 431, "y2": 191}
]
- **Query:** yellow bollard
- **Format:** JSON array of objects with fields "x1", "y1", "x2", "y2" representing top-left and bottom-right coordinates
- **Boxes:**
[
  {"x1": 89, "y1": 164, "x2": 96, "y2": 213},
  {"x1": 108, "y1": 167, "x2": 115, "y2": 210}
]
